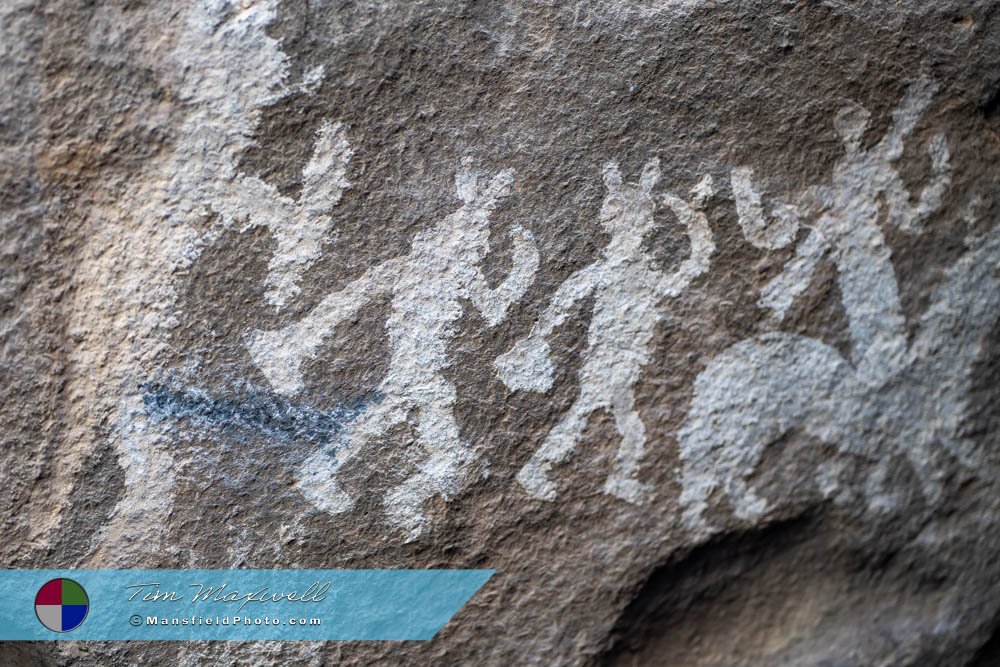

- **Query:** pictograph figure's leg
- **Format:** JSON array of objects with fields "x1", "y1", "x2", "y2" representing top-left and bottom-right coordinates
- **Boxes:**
[
  {"x1": 246, "y1": 259, "x2": 398, "y2": 396},
  {"x1": 605, "y1": 391, "x2": 651, "y2": 503},
  {"x1": 517, "y1": 395, "x2": 596, "y2": 501},
  {"x1": 828, "y1": 219, "x2": 908, "y2": 384},
  {"x1": 385, "y1": 381, "x2": 472, "y2": 539},
  {"x1": 296, "y1": 394, "x2": 407, "y2": 515}
]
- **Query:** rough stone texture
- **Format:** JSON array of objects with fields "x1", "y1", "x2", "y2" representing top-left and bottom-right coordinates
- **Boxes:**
[{"x1": 2, "y1": 1, "x2": 1000, "y2": 665}]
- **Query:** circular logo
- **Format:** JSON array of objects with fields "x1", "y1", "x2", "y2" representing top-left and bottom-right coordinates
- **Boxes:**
[{"x1": 35, "y1": 578, "x2": 89, "y2": 633}]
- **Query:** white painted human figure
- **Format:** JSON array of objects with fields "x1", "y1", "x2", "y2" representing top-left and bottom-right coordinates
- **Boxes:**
[
  {"x1": 247, "y1": 159, "x2": 539, "y2": 538},
  {"x1": 738, "y1": 77, "x2": 950, "y2": 383},
  {"x1": 495, "y1": 159, "x2": 715, "y2": 503},
  {"x1": 677, "y1": 78, "x2": 974, "y2": 533}
]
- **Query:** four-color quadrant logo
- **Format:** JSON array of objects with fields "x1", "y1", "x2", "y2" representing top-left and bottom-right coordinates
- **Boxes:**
[{"x1": 35, "y1": 578, "x2": 89, "y2": 632}]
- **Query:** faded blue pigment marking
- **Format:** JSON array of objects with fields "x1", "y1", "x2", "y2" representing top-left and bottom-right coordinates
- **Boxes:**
[{"x1": 141, "y1": 382, "x2": 380, "y2": 446}]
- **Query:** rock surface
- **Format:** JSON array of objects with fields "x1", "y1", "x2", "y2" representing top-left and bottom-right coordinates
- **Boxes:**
[{"x1": 2, "y1": 1, "x2": 1000, "y2": 665}]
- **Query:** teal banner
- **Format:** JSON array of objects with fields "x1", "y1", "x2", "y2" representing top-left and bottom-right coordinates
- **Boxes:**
[{"x1": 0, "y1": 570, "x2": 493, "y2": 640}]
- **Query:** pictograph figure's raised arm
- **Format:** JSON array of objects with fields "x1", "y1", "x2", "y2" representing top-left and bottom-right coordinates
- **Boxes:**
[
  {"x1": 493, "y1": 261, "x2": 601, "y2": 393},
  {"x1": 467, "y1": 224, "x2": 539, "y2": 327},
  {"x1": 658, "y1": 175, "x2": 716, "y2": 298},
  {"x1": 216, "y1": 121, "x2": 353, "y2": 308},
  {"x1": 262, "y1": 122, "x2": 353, "y2": 306},
  {"x1": 876, "y1": 76, "x2": 938, "y2": 162},
  {"x1": 456, "y1": 159, "x2": 515, "y2": 210},
  {"x1": 730, "y1": 167, "x2": 800, "y2": 251},
  {"x1": 731, "y1": 166, "x2": 834, "y2": 322},
  {"x1": 884, "y1": 132, "x2": 951, "y2": 232},
  {"x1": 758, "y1": 228, "x2": 830, "y2": 321},
  {"x1": 245, "y1": 257, "x2": 400, "y2": 396},
  {"x1": 450, "y1": 159, "x2": 539, "y2": 325},
  {"x1": 867, "y1": 76, "x2": 951, "y2": 233},
  {"x1": 531, "y1": 262, "x2": 601, "y2": 341}
]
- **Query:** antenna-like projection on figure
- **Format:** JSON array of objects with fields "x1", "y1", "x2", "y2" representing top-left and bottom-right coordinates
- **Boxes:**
[
  {"x1": 496, "y1": 158, "x2": 715, "y2": 503},
  {"x1": 247, "y1": 158, "x2": 539, "y2": 539}
]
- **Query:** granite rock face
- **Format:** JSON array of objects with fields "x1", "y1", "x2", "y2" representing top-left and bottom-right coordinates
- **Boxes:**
[{"x1": 2, "y1": 1, "x2": 1000, "y2": 665}]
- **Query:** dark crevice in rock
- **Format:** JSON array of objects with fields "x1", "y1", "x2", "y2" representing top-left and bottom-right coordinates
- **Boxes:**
[
  {"x1": 968, "y1": 615, "x2": 1000, "y2": 667},
  {"x1": 593, "y1": 504, "x2": 963, "y2": 667},
  {"x1": 980, "y1": 83, "x2": 1000, "y2": 119},
  {"x1": 598, "y1": 514, "x2": 816, "y2": 666}
]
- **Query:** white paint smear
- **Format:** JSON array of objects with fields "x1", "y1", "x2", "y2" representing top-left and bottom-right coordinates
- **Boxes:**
[
  {"x1": 248, "y1": 158, "x2": 539, "y2": 539},
  {"x1": 496, "y1": 159, "x2": 716, "y2": 503},
  {"x1": 97, "y1": 0, "x2": 338, "y2": 563},
  {"x1": 161, "y1": 1, "x2": 349, "y2": 309}
]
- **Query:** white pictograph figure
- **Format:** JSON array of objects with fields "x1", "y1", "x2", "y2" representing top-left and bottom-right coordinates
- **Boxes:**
[
  {"x1": 676, "y1": 79, "x2": 989, "y2": 533},
  {"x1": 495, "y1": 159, "x2": 715, "y2": 503},
  {"x1": 162, "y1": 2, "x2": 349, "y2": 310},
  {"x1": 247, "y1": 159, "x2": 539, "y2": 537},
  {"x1": 733, "y1": 77, "x2": 951, "y2": 383}
]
